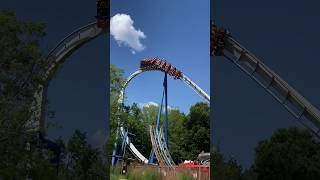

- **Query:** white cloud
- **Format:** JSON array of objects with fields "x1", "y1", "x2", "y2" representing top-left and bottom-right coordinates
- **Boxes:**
[
  {"x1": 168, "y1": 106, "x2": 178, "y2": 111},
  {"x1": 139, "y1": 101, "x2": 178, "y2": 111},
  {"x1": 139, "y1": 101, "x2": 159, "y2": 108},
  {"x1": 110, "y1": 13, "x2": 146, "y2": 54}
]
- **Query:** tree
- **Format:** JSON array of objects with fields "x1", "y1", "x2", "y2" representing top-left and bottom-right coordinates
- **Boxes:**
[
  {"x1": 182, "y1": 102, "x2": 210, "y2": 160},
  {"x1": 109, "y1": 64, "x2": 125, "y2": 150},
  {"x1": 250, "y1": 127, "x2": 320, "y2": 180},
  {"x1": 0, "y1": 10, "x2": 52, "y2": 179},
  {"x1": 212, "y1": 127, "x2": 320, "y2": 180},
  {"x1": 66, "y1": 129, "x2": 98, "y2": 179},
  {"x1": 0, "y1": 10, "x2": 47, "y2": 121},
  {"x1": 127, "y1": 103, "x2": 151, "y2": 156},
  {"x1": 110, "y1": 64, "x2": 124, "y2": 105},
  {"x1": 168, "y1": 109, "x2": 186, "y2": 163},
  {"x1": 51, "y1": 129, "x2": 108, "y2": 179},
  {"x1": 242, "y1": 166, "x2": 257, "y2": 180},
  {"x1": 211, "y1": 150, "x2": 243, "y2": 180},
  {"x1": 122, "y1": 102, "x2": 210, "y2": 163}
]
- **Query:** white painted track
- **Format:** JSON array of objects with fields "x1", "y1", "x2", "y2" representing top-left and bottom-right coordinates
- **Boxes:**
[{"x1": 30, "y1": 22, "x2": 105, "y2": 131}]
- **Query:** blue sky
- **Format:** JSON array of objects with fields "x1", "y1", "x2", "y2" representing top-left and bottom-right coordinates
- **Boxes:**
[{"x1": 110, "y1": 0, "x2": 210, "y2": 113}]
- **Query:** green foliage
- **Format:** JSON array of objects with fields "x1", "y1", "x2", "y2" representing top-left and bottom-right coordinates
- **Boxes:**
[
  {"x1": 252, "y1": 127, "x2": 320, "y2": 180},
  {"x1": 110, "y1": 64, "x2": 124, "y2": 103},
  {"x1": 213, "y1": 127, "x2": 320, "y2": 180},
  {"x1": 67, "y1": 130, "x2": 99, "y2": 178},
  {"x1": 168, "y1": 109, "x2": 186, "y2": 163},
  {"x1": 0, "y1": 9, "x2": 112, "y2": 179},
  {"x1": 177, "y1": 172, "x2": 194, "y2": 180},
  {"x1": 107, "y1": 64, "x2": 127, "y2": 172},
  {"x1": 109, "y1": 64, "x2": 125, "y2": 139},
  {"x1": 182, "y1": 102, "x2": 210, "y2": 160},
  {"x1": 118, "y1": 99, "x2": 210, "y2": 163},
  {"x1": 127, "y1": 168, "x2": 157, "y2": 180},
  {"x1": 242, "y1": 166, "x2": 257, "y2": 180},
  {"x1": 0, "y1": 10, "x2": 47, "y2": 113},
  {"x1": 111, "y1": 166, "x2": 195, "y2": 180},
  {"x1": 128, "y1": 103, "x2": 153, "y2": 156},
  {"x1": 54, "y1": 129, "x2": 108, "y2": 179},
  {"x1": 211, "y1": 150, "x2": 242, "y2": 180},
  {"x1": 0, "y1": 10, "x2": 51, "y2": 179}
]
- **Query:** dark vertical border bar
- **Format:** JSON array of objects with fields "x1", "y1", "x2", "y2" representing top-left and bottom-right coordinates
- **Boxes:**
[
  {"x1": 106, "y1": 1, "x2": 111, "y2": 179},
  {"x1": 210, "y1": 0, "x2": 214, "y2": 179},
  {"x1": 210, "y1": 38, "x2": 214, "y2": 180},
  {"x1": 96, "y1": 0, "x2": 110, "y2": 179}
]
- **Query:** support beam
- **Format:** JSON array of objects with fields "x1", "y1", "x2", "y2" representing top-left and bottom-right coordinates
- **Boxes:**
[{"x1": 164, "y1": 73, "x2": 169, "y2": 147}]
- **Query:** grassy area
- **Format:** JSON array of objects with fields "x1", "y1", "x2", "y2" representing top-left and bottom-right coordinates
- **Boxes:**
[{"x1": 110, "y1": 166, "x2": 194, "y2": 180}]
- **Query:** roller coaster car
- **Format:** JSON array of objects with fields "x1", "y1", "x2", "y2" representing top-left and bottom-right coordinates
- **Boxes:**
[
  {"x1": 210, "y1": 23, "x2": 227, "y2": 56},
  {"x1": 168, "y1": 66, "x2": 176, "y2": 76},
  {"x1": 173, "y1": 71, "x2": 182, "y2": 80},
  {"x1": 159, "y1": 61, "x2": 166, "y2": 69},
  {"x1": 96, "y1": 0, "x2": 109, "y2": 28},
  {"x1": 140, "y1": 58, "x2": 159, "y2": 69},
  {"x1": 140, "y1": 58, "x2": 155, "y2": 69},
  {"x1": 210, "y1": 28, "x2": 215, "y2": 55},
  {"x1": 140, "y1": 60, "x2": 146, "y2": 68},
  {"x1": 150, "y1": 59, "x2": 157, "y2": 68},
  {"x1": 139, "y1": 58, "x2": 182, "y2": 79},
  {"x1": 155, "y1": 59, "x2": 161, "y2": 66},
  {"x1": 164, "y1": 63, "x2": 172, "y2": 72}
]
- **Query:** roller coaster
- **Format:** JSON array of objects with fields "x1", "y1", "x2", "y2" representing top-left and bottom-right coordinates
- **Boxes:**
[
  {"x1": 111, "y1": 58, "x2": 210, "y2": 168},
  {"x1": 211, "y1": 21, "x2": 320, "y2": 138}
]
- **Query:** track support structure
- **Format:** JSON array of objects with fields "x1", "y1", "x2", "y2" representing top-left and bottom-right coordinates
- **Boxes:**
[{"x1": 211, "y1": 21, "x2": 320, "y2": 138}]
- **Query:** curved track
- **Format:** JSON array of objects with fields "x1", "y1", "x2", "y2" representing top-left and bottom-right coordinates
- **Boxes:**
[
  {"x1": 211, "y1": 22, "x2": 320, "y2": 137},
  {"x1": 29, "y1": 22, "x2": 106, "y2": 131},
  {"x1": 150, "y1": 126, "x2": 175, "y2": 167},
  {"x1": 118, "y1": 68, "x2": 210, "y2": 105},
  {"x1": 117, "y1": 60, "x2": 210, "y2": 164}
]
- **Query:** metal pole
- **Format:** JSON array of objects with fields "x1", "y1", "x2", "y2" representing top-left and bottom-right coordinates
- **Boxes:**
[
  {"x1": 111, "y1": 127, "x2": 119, "y2": 167},
  {"x1": 164, "y1": 73, "x2": 168, "y2": 146}
]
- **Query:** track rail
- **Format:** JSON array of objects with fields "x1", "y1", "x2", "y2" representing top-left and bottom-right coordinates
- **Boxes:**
[
  {"x1": 154, "y1": 127, "x2": 175, "y2": 167},
  {"x1": 29, "y1": 22, "x2": 105, "y2": 131},
  {"x1": 45, "y1": 22, "x2": 104, "y2": 78},
  {"x1": 150, "y1": 126, "x2": 165, "y2": 166},
  {"x1": 211, "y1": 22, "x2": 320, "y2": 137},
  {"x1": 118, "y1": 69, "x2": 210, "y2": 105}
]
